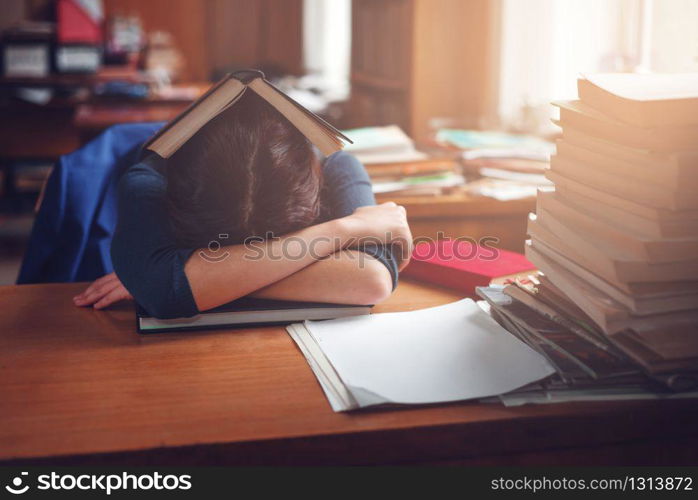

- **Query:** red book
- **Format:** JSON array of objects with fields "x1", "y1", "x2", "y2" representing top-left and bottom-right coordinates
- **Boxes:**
[{"x1": 402, "y1": 240, "x2": 536, "y2": 295}]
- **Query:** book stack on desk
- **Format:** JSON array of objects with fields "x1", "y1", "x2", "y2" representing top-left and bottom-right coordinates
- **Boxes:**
[
  {"x1": 343, "y1": 125, "x2": 427, "y2": 164},
  {"x1": 435, "y1": 129, "x2": 555, "y2": 201},
  {"x1": 366, "y1": 160, "x2": 464, "y2": 197},
  {"x1": 522, "y1": 73, "x2": 698, "y2": 387},
  {"x1": 343, "y1": 125, "x2": 464, "y2": 196},
  {"x1": 476, "y1": 284, "x2": 698, "y2": 405}
]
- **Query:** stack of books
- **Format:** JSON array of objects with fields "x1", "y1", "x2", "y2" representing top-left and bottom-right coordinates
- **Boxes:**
[
  {"x1": 367, "y1": 161, "x2": 463, "y2": 196},
  {"x1": 343, "y1": 125, "x2": 427, "y2": 165},
  {"x1": 516, "y1": 73, "x2": 698, "y2": 389},
  {"x1": 343, "y1": 125, "x2": 464, "y2": 196},
  {"x1": 435, "y1": 129, "x2": 555, "y2": 200}
]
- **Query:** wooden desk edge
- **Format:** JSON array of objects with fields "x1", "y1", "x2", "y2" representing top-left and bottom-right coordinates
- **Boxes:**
[{"x1": 4, "y1": 400, "x2": 698, "y2": 466}]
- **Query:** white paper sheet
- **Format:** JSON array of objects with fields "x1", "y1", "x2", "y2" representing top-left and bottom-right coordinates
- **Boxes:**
[{"x1": 303, "y1": 299, "x2": 556, "y2": 406}]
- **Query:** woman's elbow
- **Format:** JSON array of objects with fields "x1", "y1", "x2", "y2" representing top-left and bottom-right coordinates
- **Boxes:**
[
  {"x1": 358, "y1": 267, "x2": 394, "y2": 305},
  {"x1": 112, "y1": 265, "x2": 193, "y2": 319},
  {"x1": 120, "y1": 279, "x2": 189, "y2": 319},
  {"x1": 139, "y1": 298, "x2": 186, "y2": 320}
]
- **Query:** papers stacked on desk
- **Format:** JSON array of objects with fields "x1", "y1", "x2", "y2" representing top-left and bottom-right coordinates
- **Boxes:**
[
  {"x1": 343, "y1": 125, "x2": 464, "y2": 196},
  {"x1": 477, "y1": 285, "x2": 698, "y2": 405},
  {"x1": 435, "y1": 129, "x2": 555, "y2": 201},
  {"x1": 287, "y1": 299, "x2": 555, "y2": 411}
]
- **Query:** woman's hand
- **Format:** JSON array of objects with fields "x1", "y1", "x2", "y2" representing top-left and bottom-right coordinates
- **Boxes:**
[
  {"x1": 73, "y1": 272, "x2": 133, "y2": 309},
  {"x1": 342, "y1": 202, "x2": 413, "y2": 271}
]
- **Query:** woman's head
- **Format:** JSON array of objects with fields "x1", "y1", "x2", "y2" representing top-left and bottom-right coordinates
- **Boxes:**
[{"x1": 166, "y1": 91, "x2": 322, "y2": 248}]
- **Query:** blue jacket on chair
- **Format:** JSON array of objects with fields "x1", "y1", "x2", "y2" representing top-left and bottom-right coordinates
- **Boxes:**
[{"x1": 17, "y1": 122, "x2": 164, "y2": 284}]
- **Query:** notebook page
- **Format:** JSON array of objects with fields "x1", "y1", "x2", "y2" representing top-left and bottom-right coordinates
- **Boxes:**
[{"x1": 304, "y1": 299, "x2": 555, "y2": 406}]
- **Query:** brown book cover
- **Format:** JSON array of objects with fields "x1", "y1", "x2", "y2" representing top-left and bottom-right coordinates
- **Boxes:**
[{"x1": 144, "y1": 69, "x2": 352, "y2": 159}]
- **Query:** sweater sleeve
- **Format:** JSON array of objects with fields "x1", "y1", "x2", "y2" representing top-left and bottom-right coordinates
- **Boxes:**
[
  {"x1": 320, "y1": 151, "x2": 400, "y2": 289},
  {"x1": 110, "y1": 160, "x2": 199, "y2": 319}
]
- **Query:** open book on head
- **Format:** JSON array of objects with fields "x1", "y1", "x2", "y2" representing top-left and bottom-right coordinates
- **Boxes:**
[{"x1": 144, "y1": 69, "x2": 352, "y2": 158}]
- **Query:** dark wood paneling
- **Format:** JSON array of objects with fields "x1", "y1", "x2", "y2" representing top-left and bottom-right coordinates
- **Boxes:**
[
  {"x1": 206, "y1": 0, "x2": 265, "y2": 72},
  {"x1": 206, "y1": 0, "x2": 303, "y2": 76}
]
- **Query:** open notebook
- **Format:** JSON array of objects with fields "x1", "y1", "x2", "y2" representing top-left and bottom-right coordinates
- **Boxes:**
[
  {"x1": 287, "y1": 299, "x2": 555, "y2": 411},
  {"x1": 144, "y1": 69, "x2": 352, "y2": 158}
]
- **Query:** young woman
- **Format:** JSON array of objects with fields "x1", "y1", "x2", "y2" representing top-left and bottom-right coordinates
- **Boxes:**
[{"x1": 74, "y1": 91, "x2": 412, "y2": 318}]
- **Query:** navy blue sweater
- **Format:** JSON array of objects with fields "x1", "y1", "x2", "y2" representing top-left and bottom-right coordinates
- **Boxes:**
[{"x1": 111, "y1": 151, "x2": 398, "y2": 319}]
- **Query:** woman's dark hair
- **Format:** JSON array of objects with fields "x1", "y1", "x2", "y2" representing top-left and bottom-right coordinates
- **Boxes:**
[{"x1": 165, "y1": 91, "x2": 322, "y2": 248}]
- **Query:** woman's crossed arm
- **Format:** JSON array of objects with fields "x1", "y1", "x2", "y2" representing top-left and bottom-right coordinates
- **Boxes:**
[{"x1": 75, "y1": 204, "x2": 412, "y2": 313}]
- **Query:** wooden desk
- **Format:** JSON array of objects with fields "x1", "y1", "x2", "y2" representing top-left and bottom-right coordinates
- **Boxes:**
[
  {"x1": 377, "y1": 191, "x2": 536, "y2": 253},
  {"x1": 1, "y1": 280, "x2": 697, "y2": 466}
]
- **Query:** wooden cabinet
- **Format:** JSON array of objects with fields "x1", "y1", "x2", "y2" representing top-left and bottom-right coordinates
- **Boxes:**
[{"x1": 349, "y1": 0, "x2": 496, "y2": 141}]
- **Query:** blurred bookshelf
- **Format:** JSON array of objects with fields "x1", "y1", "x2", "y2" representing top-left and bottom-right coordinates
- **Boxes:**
[{"x1": 348, "y1": 0, "x2": 494, "y2": 141}]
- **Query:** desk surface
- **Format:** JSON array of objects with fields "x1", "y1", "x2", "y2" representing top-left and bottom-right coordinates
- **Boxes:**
[{"x1": 1, "y1": 280, "x2": 697, "y2": 465}]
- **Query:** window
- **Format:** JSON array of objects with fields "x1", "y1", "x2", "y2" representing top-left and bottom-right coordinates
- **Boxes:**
[
  {"x1": 495, "y1": 0, "x2": 698, "y2": 134},
  {"x1": 302, "y1": 0, "x2": 352, "y2": 101}
]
